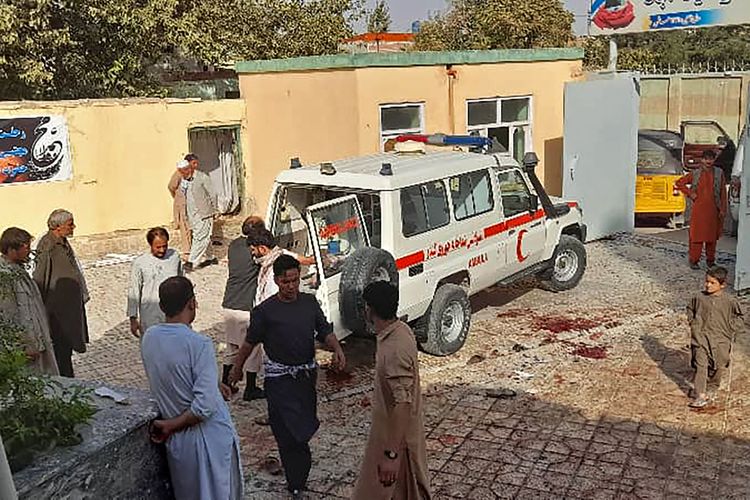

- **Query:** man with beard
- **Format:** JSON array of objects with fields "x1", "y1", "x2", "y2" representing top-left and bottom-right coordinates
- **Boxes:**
[
  {"x1": 127, "y1": 227, "x2": 183, "y2": 339},
  {"x1": 33, "y1": 209, "x2": 89, "y2": 378},
  {"x1": 0, "y1": 227, "x2": 58, "y2": 375}
]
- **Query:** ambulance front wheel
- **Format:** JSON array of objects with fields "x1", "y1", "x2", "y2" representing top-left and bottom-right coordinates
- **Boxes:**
[
  {"x1": 417, "y1": 284, "x2": 471, "y2": 357},
  {"x1": 540, "y1": 235, "x2": 586, "y2": 292}
]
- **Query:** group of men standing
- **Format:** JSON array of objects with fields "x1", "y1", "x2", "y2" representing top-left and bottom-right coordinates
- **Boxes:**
[
  {"x1": 1, "y1": 152, "x2": 432, "y2": 499},
  {"x1": 168, "y1": 154, "x2": 219, "y2": 272},
  {"x1": 1, "y1": 209, "x2": 89, "y2": 378},
  {"x1": 131, "y1": 216, "x2": 431, "y2": 499}
]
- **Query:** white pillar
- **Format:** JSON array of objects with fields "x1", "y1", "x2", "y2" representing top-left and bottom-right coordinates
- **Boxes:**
[{"x1": 0, "y1": 433, "x2": 18, "y2": 500}]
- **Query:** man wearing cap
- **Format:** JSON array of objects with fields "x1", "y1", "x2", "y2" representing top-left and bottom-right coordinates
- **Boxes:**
[
  {"x1": 179, "y1": 154, "x2": 219, "y2": 272},
  {"x1": 168, "y1": 161, "x2": 192, "y2": 260}
]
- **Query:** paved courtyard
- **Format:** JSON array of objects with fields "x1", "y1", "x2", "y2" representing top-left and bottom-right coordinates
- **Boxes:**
[{"x1": 73, "y1": 233, "x2": 750, "y2": 499}]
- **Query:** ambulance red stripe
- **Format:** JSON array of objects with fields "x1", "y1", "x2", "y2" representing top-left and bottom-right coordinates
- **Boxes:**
[{"x1": 395, "y1": 207, "x2": 555, "y2": 271}]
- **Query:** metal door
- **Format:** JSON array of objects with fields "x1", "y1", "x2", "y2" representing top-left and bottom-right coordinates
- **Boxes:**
[
  {"x1": 563, "y1": 75, "x2": 640, "y2": 241},
  {"x1": 304, "y1": 195, "x2": 370, "y2": 335},
  {"x1": 735, "y1": 121, "x2": 750, "y2": 293}
]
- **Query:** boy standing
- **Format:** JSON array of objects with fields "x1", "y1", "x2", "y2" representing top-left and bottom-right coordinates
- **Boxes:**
[{"x1": 687, "y1": 266, "x2": 744, "y2": 408}]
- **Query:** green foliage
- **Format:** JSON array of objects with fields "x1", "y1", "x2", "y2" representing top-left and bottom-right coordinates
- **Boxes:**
[
  {"x1": 179, "y1": 0, "x2": 364, "y2": 65},
  {"x1": 0, "y1": 0, "x2": 365, "y2": 100},
  {"x1": 583, "y1": 25, "x2": 750, "y2": 71},
  {"x1": 0, "y1": 0, "x2": 177, "y2": 100},
  {"x1": 415, "y1": 0, "x2": 574, "y2": 51},
  {"x1": 0, "y1": 319, "x2": 97, "y2": 472},
  {"x1": 367, "y1": 0, "x2": 391, "y2": 34}
]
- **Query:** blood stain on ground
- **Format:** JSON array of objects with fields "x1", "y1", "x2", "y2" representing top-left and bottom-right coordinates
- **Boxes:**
[
  {"x1": 690, "y1": 405, "x2": 723, "y2": 415},
  {"x1": 496, "y1": 309, "x2": 528, "y2": 319},
  {"x1": 572, "y1": 345, "x2": 608, "y2": 359},
  {"x1": 531, "y1": 315, "x2": 621, "y2": 334},
  {"x1": 323, "y1": 366, "x2": 354, "y2": 386}
]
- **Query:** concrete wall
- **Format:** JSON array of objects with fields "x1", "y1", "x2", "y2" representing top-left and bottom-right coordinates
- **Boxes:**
[
  {"x1": 13, "y1": 381, "x2": 171, "y2": 500},
  {"x1": 0, "y1": 98, "x2": 247, "y2": 238},
  {"x1": 239, "y1": 56, "x2": 583, "y2": 212},
  {"x1": 640, "y1": 73, "x2": 750, "y2": 140}
]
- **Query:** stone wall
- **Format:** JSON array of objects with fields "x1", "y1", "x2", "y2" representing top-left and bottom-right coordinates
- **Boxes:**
[{"x1": 12, "y1": 381, "x2": 173, "y2": 500}]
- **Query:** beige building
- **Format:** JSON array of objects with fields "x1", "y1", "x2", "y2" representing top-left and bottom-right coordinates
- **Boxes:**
[
  {"x1": 236, "y1": 48, "x2": 584, "y2": 213},
  {"x1": 0, "y1": 98, "x2": 247, "y2": 241},
  {"x1": 0, "y1": 48, "x2": 582, "y2": 245}
]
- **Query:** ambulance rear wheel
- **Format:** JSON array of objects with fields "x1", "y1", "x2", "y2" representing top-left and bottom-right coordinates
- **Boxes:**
[
  {"x1": 340, "y1": 248, "x2": 398, "y2": 336},
  {"x1": 417, "y1": 284, "x2": 471, "y2": 357}
]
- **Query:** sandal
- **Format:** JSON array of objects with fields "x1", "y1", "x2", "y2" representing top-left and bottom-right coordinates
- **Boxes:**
[{"x1": 689, "y1": 396, "x2": 709, "y2": 408}]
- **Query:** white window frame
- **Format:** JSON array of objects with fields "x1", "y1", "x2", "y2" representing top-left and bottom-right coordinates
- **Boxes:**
[
  {"x1": 466, "y1": 96, "x2": 533, "y2": 162},
  {"x1": 379, "y1": 103, "x2": 425, "y2": 151}
]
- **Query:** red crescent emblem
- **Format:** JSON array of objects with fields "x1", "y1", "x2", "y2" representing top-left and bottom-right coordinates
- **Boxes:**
[{"x1": 516, "y1": 229, "x2": 529, "y2": 262}]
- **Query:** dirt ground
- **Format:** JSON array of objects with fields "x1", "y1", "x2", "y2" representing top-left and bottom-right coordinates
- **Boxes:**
[{"x1": 73, "y1": 233, "x2": 750, "y2": 499}]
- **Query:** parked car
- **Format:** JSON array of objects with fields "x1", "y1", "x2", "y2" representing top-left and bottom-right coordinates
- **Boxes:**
[
  {"x1": 635, "y1": 129, "x2": 686, "y2": 228},
  {"x1": 267, "y1": 134, "x2": 587, "y2": 356}
]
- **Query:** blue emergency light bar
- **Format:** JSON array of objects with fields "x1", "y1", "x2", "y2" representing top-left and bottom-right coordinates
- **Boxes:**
[{"x1": 396, "y1": 133, "x2": 492, "y2": 148}]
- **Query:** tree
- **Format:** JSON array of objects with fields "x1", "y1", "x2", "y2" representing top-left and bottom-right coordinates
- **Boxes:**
[
  {"x1": 176, "y1": 0, "x2": 365, "y2": 65},
  {"x1": 0, "y1": 0, "x2": 179, "y2": 100},
  {"x1": 415, "y1": 0, "x2": 574, "y2": 51},
  {"x1": 367, "y1": 0, "x2": 391, "y2": 33},
  {"x1": 0, "y1": 0, "x2": 365, "y2": 100}
]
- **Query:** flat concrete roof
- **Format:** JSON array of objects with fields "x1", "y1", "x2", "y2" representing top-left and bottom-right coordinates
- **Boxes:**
[{"x1": 235, "y1": 48, "x2": 584, "y2": 74}]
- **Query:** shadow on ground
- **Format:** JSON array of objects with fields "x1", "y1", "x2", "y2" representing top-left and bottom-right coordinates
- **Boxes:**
[
  {"x1": 641, "y1": 335, "x2": 693, "y2": 398},
  {"x1": 240, "y1": 379, "x2": 750, "y2": 499}
]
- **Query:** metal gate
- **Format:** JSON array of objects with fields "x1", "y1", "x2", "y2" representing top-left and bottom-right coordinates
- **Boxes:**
[
  {"x1": 563, "y1": 74, "x2": 640, "y2": 241},
  {"x1": 735, "y1": 116, "x2": 750, "y2": 293}
]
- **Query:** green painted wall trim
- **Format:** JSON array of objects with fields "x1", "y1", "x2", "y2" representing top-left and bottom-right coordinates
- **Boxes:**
[{"x1": 235, "y1": 48, "x2": 584, "y2": 74}]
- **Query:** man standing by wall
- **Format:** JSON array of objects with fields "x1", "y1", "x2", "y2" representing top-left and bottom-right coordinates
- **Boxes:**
[
  {"x1": 353, "y1": 281, "x2": 431, "y2": 500},
  {"x1": 676, "y1": 150, "x2": 727, "y2": 270},
  {"x1": 0, "y1": 227, "x2": 59, "y2": 375},
  {"x1": 229, "y1": 255, "x2": 346, "y2": 498},
  {"x1": 181, "y1": 154, "x2": 218, "y2": 272},
  {"x1": 167, "y1": 163, "x2": 192, "y2": 261},
  {"x1": 33, "y1": 209, "x2": 89, "y2": 378},
  {"x1": 142, "y1": 276, "x2": 243, "y2": 500},
  {"x1": 127, "y1": 227, "x2": 183, "y2": 339}
]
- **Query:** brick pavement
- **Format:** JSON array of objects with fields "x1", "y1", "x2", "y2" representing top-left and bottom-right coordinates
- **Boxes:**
[{"x1": 72, "y1": 234, "x2": 750, "y2": 499}]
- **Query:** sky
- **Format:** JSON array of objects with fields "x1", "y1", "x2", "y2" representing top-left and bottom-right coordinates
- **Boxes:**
[{"x1": 365, "y1": 0, "x2": 591, "y2": 35}]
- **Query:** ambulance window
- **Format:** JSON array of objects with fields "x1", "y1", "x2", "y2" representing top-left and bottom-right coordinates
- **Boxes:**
[
  {"x1": 401, "y1": 181, "x2": 450, "y2": 237},
  {"x1": 496, "y1": 169, "x2": 533, "y2": 217},
  {"x1": 449, "y1": 169, "x2": 494, "y2": 220}
]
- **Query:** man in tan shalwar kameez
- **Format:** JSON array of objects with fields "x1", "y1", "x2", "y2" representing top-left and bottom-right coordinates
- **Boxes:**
[
  {"x1": 353, "y1": 281, "x2": 431, "y2": 500},
  {"x1": 168, "y1": 164, "x2": 192, "y2": 260},
  {"x1": 0, "y1": 227, "x2": 58, "y2": 375}
]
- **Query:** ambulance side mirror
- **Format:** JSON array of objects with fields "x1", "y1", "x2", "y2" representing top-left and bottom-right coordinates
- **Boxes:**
[{"x1": 528, "y1": 193, "x2": 539, "y2": 212}]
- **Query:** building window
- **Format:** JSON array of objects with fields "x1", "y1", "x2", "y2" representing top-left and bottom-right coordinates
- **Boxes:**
[
  {"x1": 401, "y1": 181, "x2": 450, "y2": 237},
  {"x1": 449, "y1": 170, "x2": 494, "y2": 220},
  {"x1": 380, "y1": 103, "x2": 424, "y2": 150},
  {"x1": 467, "y1": 97, "x2": 532, "y2": 163}
]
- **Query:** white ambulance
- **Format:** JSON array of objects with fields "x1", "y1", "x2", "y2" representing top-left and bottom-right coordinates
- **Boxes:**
[{"x1": 267, "y1": 135, "x2": 587, "y2": 356}]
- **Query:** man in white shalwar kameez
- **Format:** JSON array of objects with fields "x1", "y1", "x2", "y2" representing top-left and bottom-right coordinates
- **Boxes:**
[
  {"x1": 141, "y1": 276, "x2": 242, "y2": 500},
  {"x1": 127, "y1": 227, "x2": 183, "y2": 338}
]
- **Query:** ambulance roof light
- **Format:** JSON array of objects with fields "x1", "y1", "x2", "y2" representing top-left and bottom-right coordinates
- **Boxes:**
[{"x1": 395, "y1": 133, "x2": 492, "y2": 149}]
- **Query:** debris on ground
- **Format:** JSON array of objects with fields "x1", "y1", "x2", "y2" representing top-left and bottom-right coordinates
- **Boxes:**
[
  {"x1": 485, "y1": 388, "x2": 517, "y2": 399},
  {"x1": 466, "y1": 354, "x2": 486, "y2": 365},
  {"x1": 513, "y1": 370, "x2": 534, "y2": 380},
  {"x1": 512, "y1": 343, "x2": 529, "y2": 352}
]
